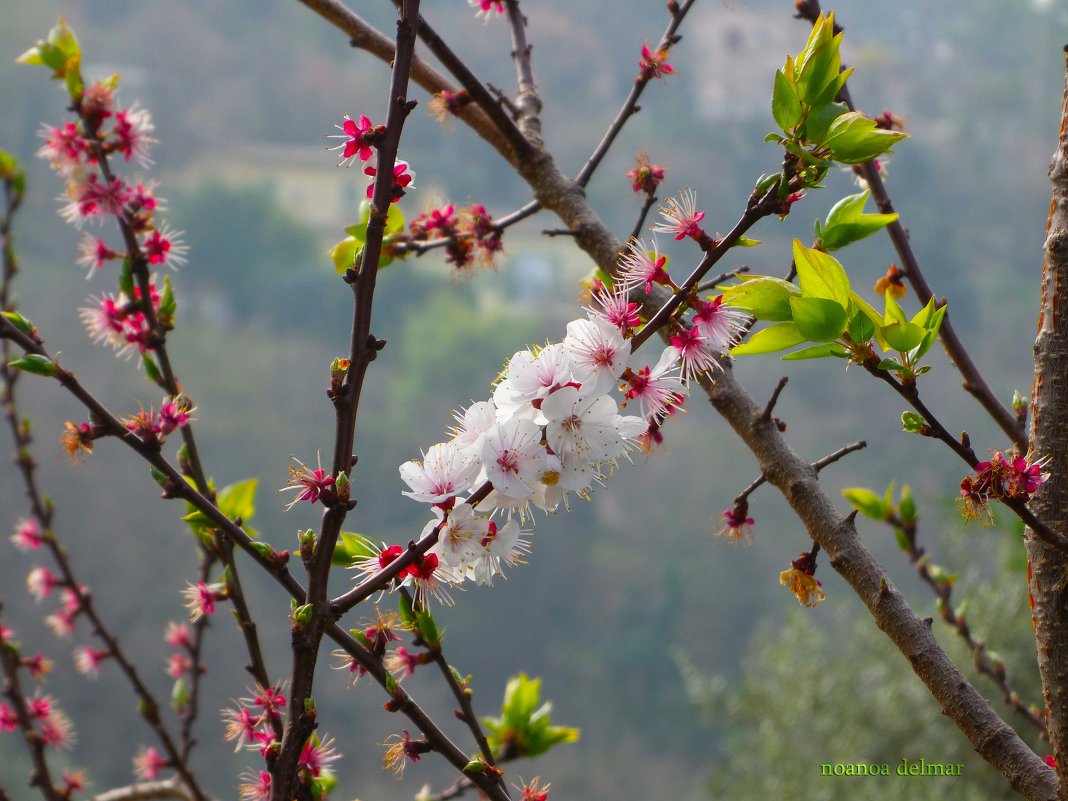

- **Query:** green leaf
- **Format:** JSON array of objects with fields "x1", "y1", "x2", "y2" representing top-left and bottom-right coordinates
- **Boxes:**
[
  {"x1": 796, "y1": 33, "x2": 843, "y2": 107},
  {"x1": 398, "y1": 591, "x2": 417, "y2": 629},
  {"x1": 803, "y1": 100, "x2": 849, "y2": 145},
  {"x1": 332, "y1": 531, "x2": 377, "y2": 567},
  {"x1": 819, "y1": 190, "x2": 899, "y2": 251},
  {"x1": 882, "y1": 291, "x2": 908, "y2": 326},
  {"x1": 328, "y1": 236, "x2": 361, "y2": 275},
  {"x1": 781, "y1": 342, "x2": 848, "y2": 361},
  {"x1": 901, "y1": 411, "x2": 926, "y2": 433},
  {"x1": 843, "y1": 487, "x2": 889, "y2": 520},
  {"x1": 793, "y1": 240, "x2": 850, "y2": 306},
  {"x1": 824, "y1": 112, "x2": 908, "y2": 164},
  {"x1": 482, "y1": 674, "x2": 580, "y2": 759},
  {"x1": 718, "y1": 276, "x2": 799, "y2": 321},
  {"x1": 772, "y1": 68, "x2": 803, "y2": 130},
  {"x1": 899, "y1": 485, "x2": 917, "y2": 525},
  {"x1": 416, "y1": 609, "x2": 441, "y2": 649},
  {"x1": 1, "y1": 311, "x2": 34, "y2": 336},
  {"x1": 8, "y1": 354, "x2": 56, "y2": 376},
  {"x1": 142, "y1": 353, "x2": 163, "y2": 385},
  {"x1": 882, "y1": 321, "x2": 925, "y2": 353},
  {"x1": 731, "y1": 322, "x2": 805, "y2": 356},
  {"x1": 812, "y1": 66, "x2": 853, "y2": 107},
  {"x1": 788, "y1": 296, "x2": 848, "y2": 342},
  {"x1": 733, "y1": 236, "x2": 762, "y2": 248},
  {"x1": 847, "y1": 309, "x2": 875, "y2": 343},
  {"x1": 218, "y1": 478, "x2": 257, "y2": 523}
]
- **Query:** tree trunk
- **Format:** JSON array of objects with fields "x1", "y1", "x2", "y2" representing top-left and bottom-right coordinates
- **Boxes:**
[{"x1": 1028, "y1": 46, "x2": 1068, "y2": 798}]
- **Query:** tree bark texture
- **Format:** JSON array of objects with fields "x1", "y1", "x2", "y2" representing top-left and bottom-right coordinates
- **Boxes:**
[{"x1": 1028, "y1": 46, "x2": 1068, "y2": 798}]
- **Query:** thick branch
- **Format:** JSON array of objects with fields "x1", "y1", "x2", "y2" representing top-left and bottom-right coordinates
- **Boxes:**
[{"x1": 1027, "y1": 44, "x2": 1068, "y2": 793}]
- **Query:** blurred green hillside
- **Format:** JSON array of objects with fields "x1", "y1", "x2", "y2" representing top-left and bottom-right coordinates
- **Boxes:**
[{"x1": 0, "y1": 1, "x2": 1065, "y2": 799}]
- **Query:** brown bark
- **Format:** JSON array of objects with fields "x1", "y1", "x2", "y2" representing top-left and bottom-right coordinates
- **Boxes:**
[{"x1": 1028, "y1": 46, "x2": 1068, "y2": 797}]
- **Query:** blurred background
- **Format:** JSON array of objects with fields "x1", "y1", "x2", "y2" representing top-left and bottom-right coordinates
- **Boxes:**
[{"x1": 0, "y1": 1, "x2": 1065, "y2": 799}]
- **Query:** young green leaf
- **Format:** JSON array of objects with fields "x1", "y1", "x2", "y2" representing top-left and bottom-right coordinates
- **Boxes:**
[
  {"x1": 788, "y1": 296, "x2": 848, "y2": 342},
  {"x1": 824, "y1": 112, "x2": 908, "y2": 164},
  {"x1": 781, "y1": 342, "x2": 848, "y2": 361},
  {"x1": 843, "y1": 487, "x2": 890, "y2": 520},
  {"x1": 718, "y1": 276, "x2": 800, "y2": 321},
  {"x1": 772, "y1": 68, "x2": 803, "y2": 130},
  {"x1": 793, "y1": 240, "x2": 851, "y2": 306},
  {"x1": 218, "y1": 478, "x2": 258, "y2": 523},
  {"x1": 731, "y1": 322, "x2": 806, "y2": 356}
]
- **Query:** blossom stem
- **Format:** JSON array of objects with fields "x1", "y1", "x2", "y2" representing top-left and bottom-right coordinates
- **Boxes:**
[{"x1": 0, "y1": 606, "x2": 63, "y2": 801}]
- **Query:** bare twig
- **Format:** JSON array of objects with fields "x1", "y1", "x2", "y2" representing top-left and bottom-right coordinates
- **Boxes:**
[
  {"x1": 888, "y1": 513, "x2": 1047, "y2": 737},
  {"x1": 574, "y1": 0, "x2": 696, "y2": 188},
  {"x1": 503, "y1": 0, "x2": 542, "y2": 143}
]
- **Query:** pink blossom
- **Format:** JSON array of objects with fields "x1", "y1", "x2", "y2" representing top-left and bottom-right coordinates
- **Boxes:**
[
  {"x1": 238, "y1": 770, "x2": 271, "y2": 801},
  {"x1": 164, "y1": 621, "x2": 192, "y2": 649},
  {"x1": 668, "y1": 326, "x2": 721, "y2": 383},
  {"x1": 691, "y1": 295, "x2": 746, "y2": 352},
  {"x1": 298, "y1": 735, "x2": 340, "y2": 778},
  {"x1": 363, "y1": 159, "x2": 415, "y2": 203},
  {"x1": 280, "y1": 453, "x2": 336, "y2": 511},
  {"x1": 77, "y1": 234, "x2": 120, "y2": 278},
  {"x1": 386, "y1": 646, "x2": 421, "y2": 679},
  {"x1": 39, "y1": 708, "x2": 76, "y2": 749},
  {"x1": 27, "y1": 567, "x2": 60, "y2": 602},
  {"x1": 45, "y1": 609, "x2": 77, "y2": 638},
  {"x1": 166, "y1": 652, "x2": 194, "y2": 678},
  {"x1": 650, "y1": 187, "x2": 706, "y2": 242},
  {"x1": 639, "y1": 44, "x2": 674, "y2": 81},
  {"x1": 159, "y1": 396, "x2": 194, "y2": 435},
  {"x1": 0, "y1": 703, "x2": 17, "y2": 732},
  {"x1": 586, "y1": 282, "x2": 641, "y2": 333},
  {"x1": 182, "y1": 581, "x2": 219, "y2": 622},
  {"x1": 142, "y1": 226, "x2": 188, "y2": 268},
  {"x1": 715, "y1": 506, "x2": 755, "y2": 545},
  {"x1": 222, "y1": 705, "x2": 262, "y2": 751},
  {"x1": 111, "y1": 105, "x2": 156, "y2": 167},
  {"x1": 618, "y1": 237, "x2": 671, "y2": 294},
  {"x1": 11, "y1": 517, "x2": 43, "y2": 551},
  {"x1": 469, "y1": 0, "x2": 505, "y2": 21},
  {"x1": 24, "y1": 653, "x2": 54, "y2": 680},
  {"x1": 627, "y1": 153, "x2": 665, "y2": 194},
  {"x1": 624, "y1": 347, "x2": 687, "y2": 419},
  {"x1": 328, "y1": 114, "x2": 376, "y2": 167},
  {"x1": 133, "y1": 745, "x2": 168, "y2": 780},
  {"x1": 61, "y1": 174, "x2": 133, "y2": 225},
  {"x1": 73, "y1": 646, "x2": 109, "y2": 679},
  {"x1": 37, "y1": 122, "x2": 89, "y2": 174}
]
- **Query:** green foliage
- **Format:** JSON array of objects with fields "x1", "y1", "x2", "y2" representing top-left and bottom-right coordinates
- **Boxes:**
[
  {"x1": 331, "y1": 531, "x2": 376, "y2": 567},
  {"x1": 16, "y1": 18, "x2": 84, "y2": 100},
  {"x1": 1, "y1": 311, "x2": 35, "y2": 336},
  {"x1": 482, "y1": 674, "x2": 580, "y2": 759},
  {"x1": 816, "y1": 191, "x2": 899, "y2": 251},
  {"x1": 824, "y1": 112, "x2": 908, "y2": 164},
  {"x1": 330, "y1": 200, "x2": 406, "y2": 274},
  {"x1": 843, "y1": 486, "x2": 891, "y2": 521},
  {"x1": 7, "y1": 354, "x2": 56, "y2": 376}
]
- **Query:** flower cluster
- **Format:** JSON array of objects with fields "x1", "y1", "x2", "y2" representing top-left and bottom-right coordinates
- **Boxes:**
[
  {"x1": 0, "y1": 685, "x2": 76, "y2": 751},
  {"x1": 164, "y1": 621, "x2": 195, "y2": 682},
  {"x1": 371, "y1": 265, "x2": 743, "y2": 603},
  {"x1": 958, "y1": 450, "x2": 1049, "y2": 524},
  {"x1": 223, "y1": 687, "x2": 340, "y2": 800},
  {"x1": 79, "y1": 281, "x2": 165, "y2": 358},
  {"x1": 38, "y1": 78, "x2": 188, "y2": 286},
  {"x1": 327, "y1": 114, "x2": 413, "y2": 205},
  {"x1": 428, "y1": 89, "x2": 473, "y2": 126},
  {"x1": 119, "y1": 395, "x2": 194, "y2": 445},
  {"x1": 407, "y1": 202, "x2": 504, "y2": 272}
]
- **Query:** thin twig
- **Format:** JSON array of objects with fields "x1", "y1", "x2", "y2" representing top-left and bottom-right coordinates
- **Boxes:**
[
  {"x1": 695, "y1": 265, "x2": 750, "y2": 294},
  {"x1": 574, "y1": 0, "x2": 696, "y2": 188},
  {"x1": 887, "y1": 513, "x2": 1048, "y2": 737},
  {"x1": 503, "y1": 0, "x2": 542, "y2": 143},
  {"x1": 0, "y1": 606, "x2": 63, "y2": 801},
  {"x1": 627, "y1": 194, "x2": 658, "y2": 244},
  {"x1": 757, "y1": 376, "x2": 789, "y2": 424},
  {"x1": 91, "y1": 779, "x2": 197, "y2": 801}
]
